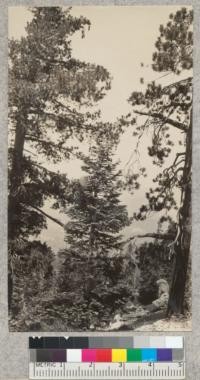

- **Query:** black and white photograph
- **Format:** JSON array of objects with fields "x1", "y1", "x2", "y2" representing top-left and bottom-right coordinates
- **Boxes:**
[{"x1": 8, "y1": 6, "x2": 192, "y2": 332}]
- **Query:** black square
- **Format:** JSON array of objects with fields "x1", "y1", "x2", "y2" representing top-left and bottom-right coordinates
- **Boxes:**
[
  {"x1": 73, "y1": 337, "x2": 89, "y2": 348},
  {"x1": 59, "y1": 337, "x2": 74, "y2": 348},
  {"x1": 29, "y1": 337, "x2": 44, "y2": 349},
  {"x1": 44, "y1": 337, "x2": 60, "y2": 349}
]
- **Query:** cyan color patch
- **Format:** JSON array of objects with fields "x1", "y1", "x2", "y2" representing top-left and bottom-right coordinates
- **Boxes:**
[{"x1": 141, "y1": 349, "x2": 157, "y2": 362}]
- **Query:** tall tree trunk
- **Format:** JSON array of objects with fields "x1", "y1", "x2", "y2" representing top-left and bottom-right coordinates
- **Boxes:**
[
  {"x1": 167, "y1": 110, "x2": 192, "y2": 316},
  {"x1": 8, "y1": 121, "x2": 25, "y2": 238},
  {"x1": 8, "y1": 120, "x2": 25, "y2": 313}
]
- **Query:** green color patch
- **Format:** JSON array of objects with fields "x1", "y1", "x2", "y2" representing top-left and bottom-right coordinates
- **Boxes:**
[{"x1": 127, "y1": 349, "x2": 142, "y2": 362}]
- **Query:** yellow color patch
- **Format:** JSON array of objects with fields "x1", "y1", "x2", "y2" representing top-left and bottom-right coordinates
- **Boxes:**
[{"x1": 112, "y1": 349, "x2": 127, "y2": 362}]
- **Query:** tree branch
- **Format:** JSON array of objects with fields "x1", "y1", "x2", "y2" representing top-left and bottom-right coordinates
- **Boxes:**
[
  {"x1": 24, "y1": 148, "x2": 38, "y2": 157},
  {"x1": 54, "y1": 99, "x2": 84, "y2": 119},
  {"x1": 31, "y1": 162, "x2": 65, "y2": 178},
  {"x1": 25, "y1": 135, "x2": 66, "y2": 150},
  {"x1": 27, "y1": 205, "x2": 64, "y2": 227},
  {"x1": 134, "y1": 110, "x2": 187, "y2": 131},
  {"x1": 25, "y1": 135, "x2": 52, "y2": 144},
  {"x1": 162, "y1": 76, "x2": 193, "y2": 94},
  {"x1": 163, "y1": 154, "x2": 185, "y2": 176},
  {"x1": 172, "y1": 152, "x2": 186, "y2": 165},
  {"x1": 124, "y1": 232, "x2": 174, "y2": 244}
]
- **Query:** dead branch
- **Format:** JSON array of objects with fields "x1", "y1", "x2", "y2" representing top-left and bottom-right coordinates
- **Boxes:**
[
  {"x1": 134, "y1": 110, "x2": 187, "y2": 131},
  {"x1": 123, "y1": 232, "x2": 174, "y2": 244},
  {"x1": 26, "y1": 205, "x2": 64, "y2": 227}
]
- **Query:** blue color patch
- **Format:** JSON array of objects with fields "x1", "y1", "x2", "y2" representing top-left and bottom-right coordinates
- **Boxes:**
[{"x1": 141, "y1": 349, "x2": 157, "y2": 362}]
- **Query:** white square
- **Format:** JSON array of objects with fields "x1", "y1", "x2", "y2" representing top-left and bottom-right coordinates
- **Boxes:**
[
  {"x1": 165, "y1": 336, "x2": 183, "y2": 348},
  {"x1": 67, "y1": 349, "x2": 82, "y2": 362}
]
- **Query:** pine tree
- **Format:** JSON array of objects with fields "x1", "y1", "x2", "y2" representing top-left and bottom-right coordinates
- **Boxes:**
[
  {"x1": 127, "y1": 7, "x2": 193, "y2": 315},
  {"x1": 8, "y1": 7, "x2": 111, "y2": 313},
  {"x1": 9, "y1": 6, "x2": 111, "y2": 242}
]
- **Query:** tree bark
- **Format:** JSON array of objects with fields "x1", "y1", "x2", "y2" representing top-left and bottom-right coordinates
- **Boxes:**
[
  {"x1": 8, "y1": 120, "x2": 25, "y2": 239},
  {"x1": 167, "y1": 110, "x2": 192, "y2": 316},
  {"x1": 8, "y1": 120, "x2": 25, "y2": 312}
]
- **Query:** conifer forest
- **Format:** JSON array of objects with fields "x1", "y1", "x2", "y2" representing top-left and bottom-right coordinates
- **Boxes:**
[{"x1": 8, "y1": 6, "x2": 192, "y2": 331}]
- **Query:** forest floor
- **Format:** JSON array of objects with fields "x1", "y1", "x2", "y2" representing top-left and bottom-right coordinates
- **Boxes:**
[
  {"x1": 134, "y1": 315, "x2": 192, "y2": 331},
  {"x1": 106, "y1": 308, "x2": 192, "y2": 331},
  {"x1": 9, "y1": 312, "x2": 192, "y2": 332}
]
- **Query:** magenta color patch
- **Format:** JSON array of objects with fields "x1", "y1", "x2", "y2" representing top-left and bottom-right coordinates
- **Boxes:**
[{"x1": 82, "y1": 349, "x2": 96, "y2": 362}]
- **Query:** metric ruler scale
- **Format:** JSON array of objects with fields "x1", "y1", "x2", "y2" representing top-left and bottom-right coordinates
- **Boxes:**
[
  {"x1": 29, "y1": 362, "x2": 185, "y2": 379},
  {"x1": 29, "y1": 336, "x2": 185, "y2": 380}
]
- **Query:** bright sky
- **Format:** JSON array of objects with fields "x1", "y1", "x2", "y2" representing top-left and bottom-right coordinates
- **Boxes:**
[{"x1": 8, "y1": 6, "x2": 190, "y2": 251}]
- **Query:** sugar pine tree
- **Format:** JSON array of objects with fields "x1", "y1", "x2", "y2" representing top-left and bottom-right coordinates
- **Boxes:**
[
  {"x1": 9, "y1": 6, "x2": 111, "y2": 241},
  {"x1": 8, "y1": 6, "x2": 111, "y2": 313}
]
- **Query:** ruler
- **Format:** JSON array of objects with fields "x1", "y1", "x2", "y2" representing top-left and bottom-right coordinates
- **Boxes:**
[{"x1": 29, "y1": 362, "x2": 185, "y2": 379}]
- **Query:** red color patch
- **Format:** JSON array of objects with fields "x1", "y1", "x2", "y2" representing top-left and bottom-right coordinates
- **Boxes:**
[{"x1": 96, "y1": 349, "x2": 112, "y2": 362}]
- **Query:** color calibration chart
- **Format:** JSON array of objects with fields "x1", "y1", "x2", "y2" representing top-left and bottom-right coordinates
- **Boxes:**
[{"x1": 29, "y1": 336, "x2": 185, "y2": 379}]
